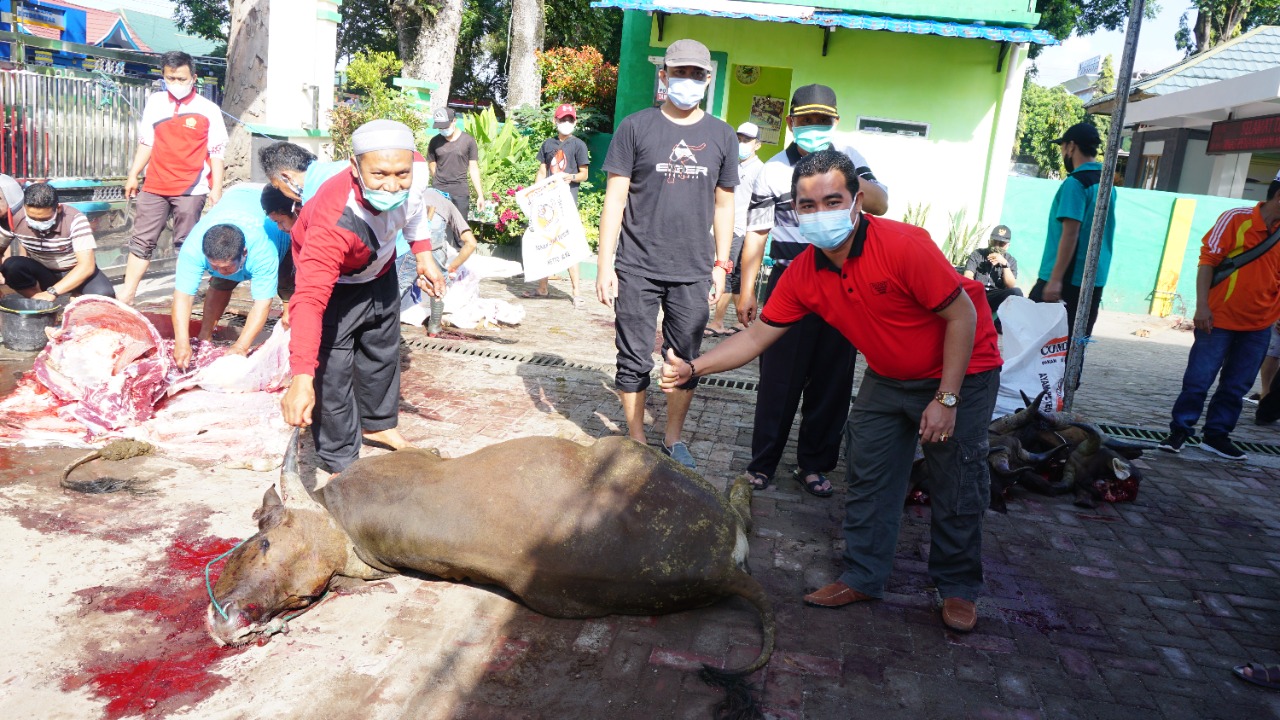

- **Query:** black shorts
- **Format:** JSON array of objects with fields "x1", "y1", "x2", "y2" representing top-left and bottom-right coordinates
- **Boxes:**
[{"x1": 613, "y1": 270, "x2": 709, "y2": 393}]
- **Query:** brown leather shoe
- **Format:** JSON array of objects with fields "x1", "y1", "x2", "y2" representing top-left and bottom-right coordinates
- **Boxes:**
[
  {"x1": 941, "y1": 597, "x2": 977, "y2": 632},
  {"x1": 803, "y1": 582, "x2": 875, "y2": 608}
]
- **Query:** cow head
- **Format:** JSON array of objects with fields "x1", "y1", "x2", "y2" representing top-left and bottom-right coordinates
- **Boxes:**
[{"x1": 206, "y1": 431, "x2": 348, "y2": 646}]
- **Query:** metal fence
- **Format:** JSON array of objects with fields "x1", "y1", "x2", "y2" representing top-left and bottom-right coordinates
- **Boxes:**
[{"x1": 0, "y1": 68, "x2": 149, "y2": 181}]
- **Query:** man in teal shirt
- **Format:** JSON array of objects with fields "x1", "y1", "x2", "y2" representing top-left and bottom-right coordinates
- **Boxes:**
[{"x1": 1030, "y1": 122, "x2": 1117, "y2": 337}]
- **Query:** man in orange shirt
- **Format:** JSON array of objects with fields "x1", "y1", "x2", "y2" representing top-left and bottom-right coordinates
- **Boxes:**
[{"x1": 1159, "y1": 174, "x2": 1280, "y2": 460}]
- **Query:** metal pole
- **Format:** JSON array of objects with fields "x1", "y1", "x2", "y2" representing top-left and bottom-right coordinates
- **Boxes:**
[{"x1": 1061, "y1": 0, "x2": 1145, "y2": 411}]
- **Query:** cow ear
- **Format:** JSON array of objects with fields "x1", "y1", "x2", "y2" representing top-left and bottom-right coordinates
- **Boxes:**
[{"x1": 253, "y1": 486, "x2": 287, "y2": 531}]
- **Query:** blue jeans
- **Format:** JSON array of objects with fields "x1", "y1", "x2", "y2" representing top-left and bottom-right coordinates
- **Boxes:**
[{"x1": 1170, "y1": 327, "x2": 1270, "y2": 437}]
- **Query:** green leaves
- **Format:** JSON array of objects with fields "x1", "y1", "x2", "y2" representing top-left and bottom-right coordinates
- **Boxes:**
[{"x1": 1015, "y1": 80, "x2": 1085, "y2": 178}]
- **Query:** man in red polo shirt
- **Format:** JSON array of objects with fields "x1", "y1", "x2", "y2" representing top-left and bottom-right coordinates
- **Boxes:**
[
  {"x1": 661, "y1": 149, "x2": 1002, "y2": 632},
  {"x1": 281, "y1": 119, "x2": 446, "y2": 473}
]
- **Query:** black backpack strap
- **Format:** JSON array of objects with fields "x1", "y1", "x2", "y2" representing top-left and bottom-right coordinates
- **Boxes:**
[{"x1": 1212, "y1": 224, "x2": 1280, "y2": 288}]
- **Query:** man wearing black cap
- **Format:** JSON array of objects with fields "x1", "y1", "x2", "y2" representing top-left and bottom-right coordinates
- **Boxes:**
[
  {"x1": 963, "y1": 224, "x2": 1023, "y2": 320},
  {"x1": 597, "y1": 38, "x2": 739, "y2": 470},
  {"x1": 733, "y1": 83, "x2": 888, "y2": 496},
  {"x1": 427, "y1": 108, "x2": 485, "y2": 229},
  {"x1": 1030, "y1": 122, "x2": 1116, "y2": 339}
]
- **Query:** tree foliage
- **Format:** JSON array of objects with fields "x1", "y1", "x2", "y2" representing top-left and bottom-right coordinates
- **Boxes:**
[
  {"x1": 537, "y1": 46, "x2": 617, "y2": 113},
  {"x1": 1015, "y1": 79, "x2": 1085, "y2": 177},
  {"x1": 328, "y1": 52, "x2": 429, "y2": 158},
  {"x1": 173, "y1": 0, "x2": 229, "y2": 42},
  {"x1": 1175, "y1": 0, "x2": 1280, "y2": 55},
  {"x1": 1031, "y1": 0, "x2": 1161, "y2": 58}
]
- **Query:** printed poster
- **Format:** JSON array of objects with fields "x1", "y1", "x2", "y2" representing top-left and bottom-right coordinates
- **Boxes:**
[
  {"x1": 749, "y1": 95, "x2": 784, "y2": 145},
  {"x1": 515, "y1": 175, "x2": 591, "y2": 282}
]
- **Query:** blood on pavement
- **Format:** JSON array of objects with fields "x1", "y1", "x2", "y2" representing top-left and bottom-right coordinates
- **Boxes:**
[{"x1": 62, "y1": 533, "x2": 249, "y2": 720}]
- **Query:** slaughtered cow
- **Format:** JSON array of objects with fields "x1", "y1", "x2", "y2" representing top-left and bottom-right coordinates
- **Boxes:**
[
  {"x1": 986, "y1": 392, "x2": 1144, "y2": 510},
  {"x1": 908, "y1": 392, "x2": 1144, "y2": 512},
  {"x1": 208, "y1": 432, "x2": 775, "y2": 717}
]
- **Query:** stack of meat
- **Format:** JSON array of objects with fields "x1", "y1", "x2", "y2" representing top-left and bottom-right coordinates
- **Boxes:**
[{"x1": 0, "y1": 296, "x2": 293, "y2": 466}]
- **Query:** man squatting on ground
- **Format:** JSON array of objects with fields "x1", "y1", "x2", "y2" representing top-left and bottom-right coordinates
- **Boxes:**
[
  {"x1": 170, "y1": 184, "x2": 296, "y2": 369},
  {"x1": 0, "y1": 182, "x2": 115, "y2": 300},
  {"x1": 596, "y1": 38, "x2": 738, "y2": 471},
  {"x1": 280, "y1": 120, "x2": 446, "y2": 473},
  {"x1": 119, "y1": 51, "x2": 228, "y2": 305},
  {"x1": 735, "y1": 84, "x2": 889, "y2": 497},
  {"x1": 662, "y1": 149, "x2": 1003, "y2": 632},
  {"x1": 1162, "y1": 173, "x2": 1280, "y2": 459}
]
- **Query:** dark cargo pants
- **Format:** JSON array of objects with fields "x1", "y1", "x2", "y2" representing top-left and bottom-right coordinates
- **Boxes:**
[{"x1": 839, "y1": 367, "x2": 1000, "y2": 602}]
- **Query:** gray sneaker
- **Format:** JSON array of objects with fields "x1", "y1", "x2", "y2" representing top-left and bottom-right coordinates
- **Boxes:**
[{"x1": 661, "y1": 441, "x2": 697, "y2": 470}]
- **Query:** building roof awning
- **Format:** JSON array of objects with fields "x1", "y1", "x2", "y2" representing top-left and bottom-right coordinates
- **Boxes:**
[
  {"x1": 1124, "y1": 66, "x2": 1280, "y2": 130},
  {"x1": 590, "y1": 0, "x2": 1058, "y2": 45}
]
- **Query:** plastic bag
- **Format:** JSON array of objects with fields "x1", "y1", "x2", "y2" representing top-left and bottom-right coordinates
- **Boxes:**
[{"x1": 992, "y1": 295, "x2": 1068, "y2": 418}]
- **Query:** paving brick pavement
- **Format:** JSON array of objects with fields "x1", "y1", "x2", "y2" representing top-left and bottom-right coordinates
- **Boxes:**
[{"x1": 2, "y1": 275, "x2": 1280, "y2": 719}]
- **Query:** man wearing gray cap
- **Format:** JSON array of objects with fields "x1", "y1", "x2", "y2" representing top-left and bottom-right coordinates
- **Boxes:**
[
  {"x1": 281, "y1": 119, "x2": 446, "y2": 473},
  {"x1": 597, "y1": 38, "x2": 739, "y2": 469}
]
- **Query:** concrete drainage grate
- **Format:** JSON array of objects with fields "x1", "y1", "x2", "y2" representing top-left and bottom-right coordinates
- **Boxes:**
[
  {"x1": 399, "y1": 336, "x2": 761, "y2": 393},
  {"x1": 1098, "y1": 423, "x2": 1280, "y2": 457}
]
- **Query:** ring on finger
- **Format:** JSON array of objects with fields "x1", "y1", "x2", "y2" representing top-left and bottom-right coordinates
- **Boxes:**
[{"x1": 940, "y1": 433, "x2": 949, "y2": 442}]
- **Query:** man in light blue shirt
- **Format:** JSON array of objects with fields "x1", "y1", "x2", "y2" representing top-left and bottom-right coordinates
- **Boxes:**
[{"x1": 171, "y1": 183, "x2": 291, "y2": 369}]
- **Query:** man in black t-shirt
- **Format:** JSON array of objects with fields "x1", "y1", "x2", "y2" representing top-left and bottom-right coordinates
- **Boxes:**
[
  {"x1": 962, "y1": 224, "x2": 1023, "y2": 317},
  {"x1": 525, "y1": 103, "x2": 591, "y2": 305},
  {"x1": 597, "y1": 38, "x2": 738, "y2": 471},
  {"x1": 427, "y1": 108, "x2": 485, "y2": 227}
]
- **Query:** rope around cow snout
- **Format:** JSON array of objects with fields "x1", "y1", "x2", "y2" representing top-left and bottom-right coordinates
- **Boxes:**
[{"x1": 205, "y1": 538, "x2": 250, "y2": 621}]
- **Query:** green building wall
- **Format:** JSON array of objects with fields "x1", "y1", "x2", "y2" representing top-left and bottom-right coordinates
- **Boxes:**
[
  {"x1": 613, "y1": 10, "x2": 1023, "y2": 238},
  {"x1": 758, "y1": 0, "x2": 1039, "y2": 25},
  {"x1": 999, "y1": 177, "x2": 1251, "y2": 316}
]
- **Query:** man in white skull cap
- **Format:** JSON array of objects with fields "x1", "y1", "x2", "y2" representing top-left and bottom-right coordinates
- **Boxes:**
[{"x1": 281, "y1": 119, "x2": 446, "y2": 472}]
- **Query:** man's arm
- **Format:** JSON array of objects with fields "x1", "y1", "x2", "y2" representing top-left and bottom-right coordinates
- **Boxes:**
[
  {"x1": 1193, "y1": 264, "x2": 1214, "y2": 333},
  {"x1": 468, "y1": 160, "x2": 484, "y2": 209},
  {"x1": 571, "y1": 164, "x2": 589, "y2": 183},
  {"x1": 171, "y1": 290, "x2": 196, "y2": 369},
  {"x1": 33, "y1": 249, "x2": 96, "y2": 301},
  {"x1": 918, "y1": 289, "x2": 976, "y2": 443},
  {"x1": 710, "y1": 185, "x2": 735, "y2": 303},
  {"x1": 1042, "y1": 218, "x2": 1080, "y2": 302},
  {"x1": 860, "y1": 181, "x2": 888, "y2": 216},
  {"x1": 596, "y1": 173, "x2": 630, "y2": 307},
  {"x1": 660, "y1": 319, "x2": 789, "y2": 390},
  {"x1": 124, "y1": 144, "x2": 152, "y2": 199},
  {"x1": 230, "y1": 299, "x2": 273, "y2": 355},
  {"x1": 429, "y1": 161, "x2": 438, "y2": 178},
  {"x1": 536, "y1": 162, "x2": 548, "y2": 183},
  {"x1": 448, "y1": 229, "x2": 478, "y2": 273},
  {"x1": 207, "y1": 157, "x2": 225, "y2": 206},
  {"x1": 962, "y1": 270, "x2": 976, "y2": 280},
  {"x1": 736, "y1": 229, "x2": 769, "y2": 324}
]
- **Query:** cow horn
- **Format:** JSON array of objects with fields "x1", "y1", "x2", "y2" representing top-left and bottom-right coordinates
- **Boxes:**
[{"x1": 277, "y1": 427, "x2": 324, "y2": 510}]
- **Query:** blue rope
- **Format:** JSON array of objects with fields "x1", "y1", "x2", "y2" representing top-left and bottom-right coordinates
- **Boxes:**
[{"x1": 205, "y1": 537, "x2": 249, "y2": 621}]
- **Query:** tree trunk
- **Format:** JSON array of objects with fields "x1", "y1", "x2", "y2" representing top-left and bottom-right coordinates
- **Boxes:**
[
  {"x1": 393, "y1": 0, "x2": 465, "y2": 112},
  {"x1": 505, "y1": 0, "x2": 545, "y2": 112},
  {"x1": 1193, "y1": 7, "x2": 1212, "y2": 52},
  {"x1": 222, "y1": 0, "x2": 270, "y2": 183}
]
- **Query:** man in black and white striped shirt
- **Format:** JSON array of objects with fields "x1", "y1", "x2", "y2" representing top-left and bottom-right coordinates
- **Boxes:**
[
  {"x1": 734, "y1": 84, "x2": 888, "y2": 496},
  {"x1": 0, "y1": 182, "x2": 114, "y2": 300}
]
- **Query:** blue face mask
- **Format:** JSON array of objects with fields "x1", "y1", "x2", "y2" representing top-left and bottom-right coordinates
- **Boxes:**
[
  {"x1": 797, "y1": 208, "x2": 856, "y2": 250},
  {"x1": 666, "y1": 77, "x2": 708, "y2": 110},
  {"x1": 356, "y1": 171, "x2": 409, "y2": 212},
  {"x1": 793, "y1": 124, "x2": 834, "y2": 154}
]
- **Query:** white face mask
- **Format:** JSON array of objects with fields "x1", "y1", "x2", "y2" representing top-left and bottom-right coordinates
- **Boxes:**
[
  {"x1": 166, "y1": 80, "x2": 193, "y2": 100},
  {"x1": 27, "y1": 215, "x2": 56, "y2": 232},
  {"x1": 666, "y1": 77, "x2": 708, "y2": 110},
  {"x1": 557, "y1": 121, "x2": 575, "y2": 136},
  {"x1": 738, "y1": 142, "x2": 755, "y2": 161}
]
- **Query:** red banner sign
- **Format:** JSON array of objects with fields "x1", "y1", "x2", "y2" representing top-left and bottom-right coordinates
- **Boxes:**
[{"x1": 1207, "y1": 113, "x2": 1280, "y2": 155}]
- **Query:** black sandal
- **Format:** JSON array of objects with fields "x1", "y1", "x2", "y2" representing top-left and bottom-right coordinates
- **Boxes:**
[
  {"x1": 794, "y1": 468, "x2": 834, "y2": 497},
  {"x1": 742, "y1": 471, "x2": 771, "y2": 491}
]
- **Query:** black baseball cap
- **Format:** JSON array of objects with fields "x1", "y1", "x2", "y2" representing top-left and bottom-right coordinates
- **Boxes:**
[
  {"x1": 990, "y1": 225, "x2": 1012, "y2": 243},
  {"x1": 1050, "y1": 122, "x2": 1100, "y2": 147},
  {"x1": 789, "y1": 84, "x2": 839, "y2": 118},
  {"x1": 433, "y1": 108, "x2": 457, "y2": 130}
]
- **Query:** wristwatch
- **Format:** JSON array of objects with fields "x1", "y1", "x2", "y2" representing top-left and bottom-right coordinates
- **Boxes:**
[
  {"x1": 713, "y1": 259, "x2": 734, "y2": 274},
  {"x1": 47, "y1": 286, "x2": 60, "y2": 298},
  {"x1": 934, "y1": 391, "x2": 960, "y2": 408}
]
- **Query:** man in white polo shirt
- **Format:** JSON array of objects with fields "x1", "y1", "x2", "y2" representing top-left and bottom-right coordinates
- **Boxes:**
[
  {"x1": 735, "y1": 84, "x2": 888, "y2": 497},
  {"x1": 118, "y1": 51, "x2": 228, "y2": 305}
]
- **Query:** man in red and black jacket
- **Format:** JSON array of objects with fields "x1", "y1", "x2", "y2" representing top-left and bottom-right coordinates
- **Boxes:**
[
  {"x1": 118, "y1": 51, "x2": 228, "y2": 305},
  {"x1": 281, "y1": 120, "x2": 446, "y2": 473}
]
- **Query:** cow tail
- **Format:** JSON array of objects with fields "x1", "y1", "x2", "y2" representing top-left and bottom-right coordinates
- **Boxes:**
[{"x1": 699, "y1": 571, "x2": 774, "y2": 720}]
